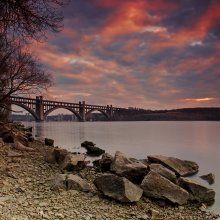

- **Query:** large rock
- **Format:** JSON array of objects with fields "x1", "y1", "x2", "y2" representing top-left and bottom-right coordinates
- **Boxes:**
[
  {"x1": 81, "y1": 141, "x2": 95, "y2": 147},
  {"x1": 178, "y1": 177, "x2": 215, "y2": 203},
  {"x1": 148, "y1": 155, "x2": 199, "y2": 177},
  {"x1": 85, "y1": 145, "x2": 105, "y2": 156},
  {"x1": 141, "y1": 171, "x2": 189, "y2": 205},
  {"x1": 111, "y1": 151, "x2": 148, "y2": 184},
  {"x1": 93, "y1": 153, "x2": 113, "y2": 172},
  {"x1": 200, "y1": 173, "x2": 215, "y2": 185},
  {"x1": 45, "y1": 138, "x2": 54, "y2": 146},
  {"x1": 94, "y1": 174, "x2": 143, "y2": 203},
  {"x1": 81, "y1": 141, "x2": 105, "y2": 156},
  {"x1": 49, "y1": 174, "x2": 67, "y2": 190},
  {"x1": 61, "y1": 153, "x2": 86, "y2": 171},
  {"x1": 149, "y1": 163, "x2": 177, "y2": 183},
  {"x1": 67, "y1": 174, "x2": 91, "y2": 192},
  {"x1": 2, "y1": 132, "x2": 14, "y2": 143},
  {"x1": 53, "y1": 148, "x2": 69, "y2": 164}
]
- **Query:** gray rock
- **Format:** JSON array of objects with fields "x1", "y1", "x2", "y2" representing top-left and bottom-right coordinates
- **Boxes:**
[
  {"x1": 49, "y1": 174, "x2": 67, "y2": 190},
  {"x1": 93, "y1": 153, "x2": 113, "y2": 172},
  {"x1": 149, "y1": 163, "x2": 177, "y2": 183},
  {"x1": 54, "y1": 148, "x2": 69, "y2": 164},
  {"x1": 81, "y1": 141, "x2": 105, "y2": 156},
  {"x1": 67, "y1": 174, "x2": 91, "y2": 192},
  {"x1": 45, "y1": 138, "x2": 54, "y2": 146},
  {"x1": 61, "y1": 153, "x2": 86, "y2": 171},
  {"x1": 94, "y1": 174, "x2": 143, "y2": 202},
  {"x1": 3, "y1": 132, "x2": 14, "y2": 143},
  {"x1": 45, "y1": 149, "x2": 56, "y2": 164},
  {"x1": 7, "y1": 150, "x2": 23, "y2": 157},
  {"x1": 178, "y1": 177, "x2": 215, "y2": 203},
  {"x1": 141, "y1": 171, "x2": 189, "y2": 205},
  {"x1": 148, "y1": 155, "x2": 199, "y2": 177},
  {"x1": 111, "y1": 151, "x2": 148, "y2": 184},
  {"x1": 200, "y1": 173, "x2": 215, "y2": 185}
]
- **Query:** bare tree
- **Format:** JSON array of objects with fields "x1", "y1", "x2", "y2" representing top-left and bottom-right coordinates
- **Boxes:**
[
  {"x1": 0, "y1": 0, "x2": 69, "y2": 42},
  {"x1": 0, "y1": 0, "x2": 68, "y2": 120},
  {"x1": 0, "y1": 37, "x2": 52, "y2": 105}
]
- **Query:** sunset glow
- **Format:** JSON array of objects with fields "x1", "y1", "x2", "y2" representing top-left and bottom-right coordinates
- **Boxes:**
[{"x1": 32, "y1": 0, "x2": 220, "y2": 109}]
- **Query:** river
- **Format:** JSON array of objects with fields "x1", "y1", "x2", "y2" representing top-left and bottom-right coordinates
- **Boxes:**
[{"x1": 22, "y1": 121, "x2": 220, "y2": 214}]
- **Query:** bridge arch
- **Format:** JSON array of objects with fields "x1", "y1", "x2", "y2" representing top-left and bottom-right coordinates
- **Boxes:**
[
  {"x1": 85, "y1": 109, "x2": 110, "y2": 121},
  {"x1": 11, "y1": 102, "x2": 39, "y2": 121},
  {"x1": 44, "y1": 107, "x2": 82, "y2": 121}
]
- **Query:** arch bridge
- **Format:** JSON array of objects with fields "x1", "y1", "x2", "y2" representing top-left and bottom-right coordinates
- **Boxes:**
[{"x1": 9, "y1": 96, "x2": 126, "y2": 122}]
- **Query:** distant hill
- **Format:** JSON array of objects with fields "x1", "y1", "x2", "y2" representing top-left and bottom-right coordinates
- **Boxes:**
[{"x1": 119, "y1": 107, "x2": 220, "y2": 121}]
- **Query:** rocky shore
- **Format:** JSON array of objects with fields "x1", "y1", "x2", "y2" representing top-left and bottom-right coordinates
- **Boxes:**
[{"x1": 0, "y1": 122, "x2": 219, "y2": 220}]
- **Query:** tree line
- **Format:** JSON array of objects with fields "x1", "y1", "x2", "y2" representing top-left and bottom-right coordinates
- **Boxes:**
[{"x1": 0, "y1": 0, "x2": 69, "y2": 121}]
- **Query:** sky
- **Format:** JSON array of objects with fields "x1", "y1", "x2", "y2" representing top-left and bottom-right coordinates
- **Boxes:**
[{"x1": 32, "y1": 0, "x2": 220, "y2": 109}]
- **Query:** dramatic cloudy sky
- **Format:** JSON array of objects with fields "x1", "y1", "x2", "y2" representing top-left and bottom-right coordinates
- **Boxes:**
[{"x1": 33, "y1": 0, "x2": 220, "y2": 109}]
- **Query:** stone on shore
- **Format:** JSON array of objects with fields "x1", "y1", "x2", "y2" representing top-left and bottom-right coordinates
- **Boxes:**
[
  {"x1": 110, "y1": 151, "x2": 148, "y2": 184},
  {"x1": 94, "y1": 174, "x2": 143, "y2": 203},
  {"x1": 45, "y1": 138, "x2": 54, "y2": 146},
  {"x1": 178, "y1": 177, "x2": 215, "y2": 203},
  {"x1": 141, "y1": 171, "x2": 189, "y2": 205},
  {"x1": 93, "y1": 153, "x2": 114, "y2": 172},
  {"x1": 49, "y1": 174, "x2": 67, "y2": 190},
  {"x1": 149, "y1": 163, "x2": 177, "y2": 183},
  {"x1": 200, "y1": 173, "x2": 215, "y2": 185},
  {"x1": 67, "y1": 174, "x2": 91, "y2": 192},
  {"x1": 81, "y1": 140, "x2": 105, "y2": 156},
  {"x1": 148, "y1": 155, "x2": 199, "y2": 177},
  {"x1": 54, "y1": 148, "x2": 69, "y2": 164},
  {"x1": 61, "y1": 153, "x2": 86, "y2": 171},
  {"x1": 2, "y1": 132, "x2": 14, "y2": 143},
  {"x1": 85, "y1": 145, "x2": 105, "y2": 156}
]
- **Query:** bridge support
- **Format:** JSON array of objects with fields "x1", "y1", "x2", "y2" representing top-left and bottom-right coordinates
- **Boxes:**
[
  {"x1": 36, "y1": 96, "x2": 44, "y2": 122},
  {"x1": 79, "y1": 101, "x2": 85, "y2": 121},
  {"x1": 107, "y1": 105, "x2": 114, "y2": 120}
]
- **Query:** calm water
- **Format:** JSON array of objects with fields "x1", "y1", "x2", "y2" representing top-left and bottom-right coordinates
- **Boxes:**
[{"x1": 22, "y1": 121, "x2": 220, "y2": 214}]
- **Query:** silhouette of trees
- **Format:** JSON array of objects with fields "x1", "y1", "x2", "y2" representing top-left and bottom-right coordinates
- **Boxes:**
[
  {"x1": 0, "y1": 38, "x2": 51, "y2": 104},
  {"x1": 0, "y1": 0, "x2": 68, "y2": 120},
  {"x1": 0, "y1": 0, "x2": 68, "y2": 42}
]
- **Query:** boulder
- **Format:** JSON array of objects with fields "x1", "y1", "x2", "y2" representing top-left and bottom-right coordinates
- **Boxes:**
[
  {"x1": 67, "y1": 174, "x2": 91, "y2": 192},
  {"x1": 141, "y1": 171, "x2": 189, "y2": 205},
  {"x1": 111, "y1": 151, "x2": 148, "y2": 184},
  {"x1": 94, "y1": 174, "x2": 143, "y2": 203},
  {"x1": 12, "y1": 141, "x2": 35, "y2": 152},
  {"x1": 200, "y1": 173, "x2": 215, "y2": 185},
  {"x1": 81, "y1": 140, "x2": 105, "y2": 156},
  {"x1": 28, "y1": 136, "x2": 34, "y2": 142},
  {"x1": 149, "y1": 163, "x2": 177, "y2": 183},
  {"x1": 83, "y1": 145, "x2": 105, "y2": 156},
  {"x1": 45, "y1": 149, "x2": 56, "y2": 164},
  {"x1": 61, "y1": 153, "x2": 86, "y2": 171},
  {"x1": 178, "y1": 177, "x2": 215, "y2": 203},
  {"x1": 25, "y1": 126, "x2": 32, "y2": 132},
  {"x1": 93, "y1": 153, "x2": 113, "y2": 172},
  {"x1": 45, "y1": 138, "x2": 54, "y2": 146},
  {"x1": 2, "y1": 132, "x2": 14, "y2": 143},
  {"x1": 49, "y1": 174, "x2": 67, "y2": 190},
  {"x1": 53, "y1": 148, "x2": 69, "y2": 164},
  {"x1": 148, "y1": 155, "x2": 199, "y2": 177},
  {"x1": 81, "y1": 141, "x2": 95, "y2": 147}
]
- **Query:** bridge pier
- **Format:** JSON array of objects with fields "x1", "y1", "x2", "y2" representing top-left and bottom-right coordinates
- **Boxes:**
[
  {"x1": 36, "y1": 96, "x2": 44, "y2": 122},
  {"x1": 79, "y1": 101, "x2": 85, "y2": 121},
  {"x1": 107, "y1": 105, "x2": 114, "y2": 120}
]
